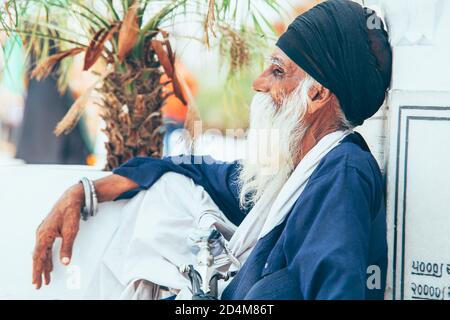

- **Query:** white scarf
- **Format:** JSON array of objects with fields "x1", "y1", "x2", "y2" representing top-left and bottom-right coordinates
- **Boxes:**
[{"x1": 220, "y1": 130, "x2": 352, "y2": 269}]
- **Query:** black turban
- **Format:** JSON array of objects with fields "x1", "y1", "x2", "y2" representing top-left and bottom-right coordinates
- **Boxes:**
[{"x1": 276, "y1": 0, "x2": 392, "y2": 126}]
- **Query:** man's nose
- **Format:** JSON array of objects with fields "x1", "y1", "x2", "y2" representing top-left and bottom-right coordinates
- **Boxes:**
[{"x1": 252, "y1": 75, "x2": 270, "y2": 93}]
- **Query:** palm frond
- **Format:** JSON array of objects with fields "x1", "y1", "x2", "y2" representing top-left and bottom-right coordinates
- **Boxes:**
[{"x1": 2, "y1": 0, "x2": 283, "y2": 84}]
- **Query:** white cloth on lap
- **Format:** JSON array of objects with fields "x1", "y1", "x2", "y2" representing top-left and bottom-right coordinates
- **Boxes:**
[{"x1": 84, "y1": 172, "x2": 235, "y2": 300}]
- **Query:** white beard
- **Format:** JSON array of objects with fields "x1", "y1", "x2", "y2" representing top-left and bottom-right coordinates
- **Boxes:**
[{"x1": 238, "y1": 76, "x2": 315, "y2": 209}]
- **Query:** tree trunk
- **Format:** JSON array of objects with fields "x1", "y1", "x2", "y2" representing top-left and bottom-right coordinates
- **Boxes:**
[{"x1": 99, "y1": 45, "x2": 166, "y2": 170}]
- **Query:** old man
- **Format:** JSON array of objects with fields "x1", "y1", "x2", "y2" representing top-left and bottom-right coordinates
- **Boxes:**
[{"x1": 32, "y1": 0, "x2": 392, "y2": 300}]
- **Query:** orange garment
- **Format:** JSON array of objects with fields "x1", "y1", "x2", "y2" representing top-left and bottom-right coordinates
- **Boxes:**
[{"x1": 160, "y1": 61, "x2": 198, "y2": 123}]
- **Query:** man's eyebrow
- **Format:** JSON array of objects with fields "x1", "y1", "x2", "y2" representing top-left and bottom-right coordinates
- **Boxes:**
[{"x1": 269, "y1": 56, "x2": 285, "y2": 68}]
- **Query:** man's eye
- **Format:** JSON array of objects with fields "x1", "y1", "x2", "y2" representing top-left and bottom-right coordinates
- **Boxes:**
[{"x1": 272, "y1": 68, "x2": 284, "y2": 77}]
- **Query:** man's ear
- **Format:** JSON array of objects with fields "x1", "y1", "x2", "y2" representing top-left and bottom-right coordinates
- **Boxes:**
[{"x1": 307, "y1": 84, "x2": 333, "y2": 114}]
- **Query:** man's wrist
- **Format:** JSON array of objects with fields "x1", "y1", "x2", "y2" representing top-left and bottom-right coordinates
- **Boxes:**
[{"x1": 68, "y1": 183, "x2": 85, "y2": 207}]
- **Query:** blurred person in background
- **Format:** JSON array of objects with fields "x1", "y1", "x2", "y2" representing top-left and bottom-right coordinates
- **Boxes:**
[
  {"x1": 274, "y1": 0, "x2": 323, "y2": 36},
  {"x1": 14, "y1": 40, "x2": 92, "y2": 165},
  {"x1": 161, "y1": 61, "x2": 198, "y2": 155}
]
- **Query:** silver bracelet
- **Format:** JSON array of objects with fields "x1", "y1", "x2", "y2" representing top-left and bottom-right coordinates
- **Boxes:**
[
  {"x1": 79, "y1": 177, "x2": 98, "y2": 221},
  {"x1": 88, "y1": 179, "x2": 98, "y2": 217}
]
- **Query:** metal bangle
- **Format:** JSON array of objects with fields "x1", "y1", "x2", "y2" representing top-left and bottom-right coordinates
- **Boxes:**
[
  {"x1": 79, "y1": 178, "x2": 92, "y2": 221},
  {"x1": 88, "y1": 179, "x2": 98, "y2": 216}
]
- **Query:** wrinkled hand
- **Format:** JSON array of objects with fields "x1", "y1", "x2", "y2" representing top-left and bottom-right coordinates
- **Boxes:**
[{"x1": 32, "y1": 185, "x2": 84, "y2": 289}]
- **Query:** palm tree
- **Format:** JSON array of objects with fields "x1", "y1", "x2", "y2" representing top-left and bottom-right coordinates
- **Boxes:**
[{"x1": 0, "y1": 0, "x2": 281, "y2": 169}]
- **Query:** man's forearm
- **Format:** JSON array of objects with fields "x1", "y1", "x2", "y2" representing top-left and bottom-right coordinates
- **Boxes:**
[
  {"x1": 70, "y1": 174, "x2": 139, "y2": 204},
  {"x1": 94, "y1": 174, "x2": 139, "y2": 202}
]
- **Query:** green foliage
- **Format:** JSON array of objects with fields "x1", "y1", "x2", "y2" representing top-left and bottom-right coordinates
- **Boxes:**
[{"x1": 196, "y1": 70, "x2": 254, "y2": 130}]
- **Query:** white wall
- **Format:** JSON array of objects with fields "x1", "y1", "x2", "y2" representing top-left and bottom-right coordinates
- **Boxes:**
[
  {"x1": 365, "y1": 0, "x2": 450, "y2": 300},
  {"x1": 0, "y1": 165, "x2": 123, "y2": 299}
]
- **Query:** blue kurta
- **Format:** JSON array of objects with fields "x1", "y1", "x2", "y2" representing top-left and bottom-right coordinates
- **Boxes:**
[{"x1": 113, "y1": 132, "x2": 387, "y2": 300}]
